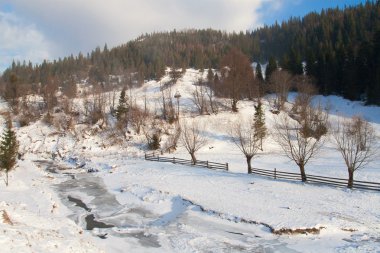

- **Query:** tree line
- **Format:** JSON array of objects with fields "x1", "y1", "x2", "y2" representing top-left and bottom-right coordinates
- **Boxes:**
[{"x1": 1, "y1": 1, "x2": 380, "y2": 104}]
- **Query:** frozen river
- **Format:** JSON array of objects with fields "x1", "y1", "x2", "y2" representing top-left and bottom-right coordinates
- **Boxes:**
[{"x1": 54, "y1": 172, "x2": 298, "y2": 253}]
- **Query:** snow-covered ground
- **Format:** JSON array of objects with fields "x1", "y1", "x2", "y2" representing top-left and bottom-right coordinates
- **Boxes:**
[
  {"x1": 0, "y1": 69, "x2": 380, "y2": 252},
  {"x1": 0, "y1": 155, "x2": 103, "y2": 252}
]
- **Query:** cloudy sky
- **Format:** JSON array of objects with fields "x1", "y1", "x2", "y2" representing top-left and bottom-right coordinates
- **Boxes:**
[{"x1": 0, "y1": 0, "x2": 365, "y2": 72}]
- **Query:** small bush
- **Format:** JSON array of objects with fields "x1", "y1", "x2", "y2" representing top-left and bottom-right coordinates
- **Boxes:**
[
  {"x1": 42, "y1": 113, "x2": 54, "y2": 125},
  {"x1": 149, "y1": 133, "x2": 161, "y2": 150}
]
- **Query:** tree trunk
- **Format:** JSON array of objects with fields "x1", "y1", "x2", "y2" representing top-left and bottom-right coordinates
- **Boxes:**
[
  {"x1": 5, "y1": 170, "x2": 9, "y2": 187},
  {"x1": 190, "y1": 152, "x2": 197, "y2": 165},
  {"x1": 231, "y1": 99, "x2": 238, "y2": 112},
  {"x1": 299, "y1": 163, "x2": 307, "y2": 182},
  {"x1": 246, "y1": 156, "x2": 253, "y2": 174},
  {"x1": 347, "y1": 169, "x2": 354, "y2": 189}
]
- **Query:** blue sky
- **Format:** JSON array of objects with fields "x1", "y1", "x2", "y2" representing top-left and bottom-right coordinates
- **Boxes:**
[
  {"x1": 0, "y1": 0, "x2": 369, "y2": 72},
  {"x1": 260, "y1": 0, "x2": 367, "y2": 26}
]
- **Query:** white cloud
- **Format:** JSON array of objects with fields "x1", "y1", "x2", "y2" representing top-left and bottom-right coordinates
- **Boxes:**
[
  {"x1": 1, "y1": 0, "x2": 269, "y2": 70},
  {"x1": 0, "y1": 11, "x2": 52, "y2": 71}
]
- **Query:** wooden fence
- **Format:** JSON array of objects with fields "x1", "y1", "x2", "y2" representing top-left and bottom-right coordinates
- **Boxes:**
[
  {"x1": 144, "y1": 153, "x2": 228, "y2": 171},
  {"x1": 251, "y1": 167, "x2": 380, "y2": 191},
  {"x1": 144, "y1": 153, "x2": 379, "y2": 191}
]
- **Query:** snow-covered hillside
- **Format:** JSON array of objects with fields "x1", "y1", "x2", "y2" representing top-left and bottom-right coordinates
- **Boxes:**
[{"x1": 0, "y1": 69, "x2": 380, "y2": 252}]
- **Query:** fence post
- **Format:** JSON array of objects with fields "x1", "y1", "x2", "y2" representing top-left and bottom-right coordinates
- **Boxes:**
[
  {"x1": 274, "y1": 168, "x2": 277, "y2": 179},
  {"x1": 173, "y1": 157, "x2": 175, "y2": 164},
  {"x1": 207, "y1": 161, "x2": 209, "y2": 168},
  {"x1": 158, "y1": 155, "x2": 160, "y2": 162},
  {"x1": 226, "y1": 163, "x2": 229, "y2": 171}
]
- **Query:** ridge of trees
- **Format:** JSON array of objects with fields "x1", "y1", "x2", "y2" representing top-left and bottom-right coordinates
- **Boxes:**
[{"x1": 1, "y1": 1, "x2": 380, "y2": 104}]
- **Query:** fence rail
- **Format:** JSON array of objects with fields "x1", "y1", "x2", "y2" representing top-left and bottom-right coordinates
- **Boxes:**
[
  {"x1": 251, "y1": 168, "x2": 380, "y2": 191},
  {"x1": 144, "y1": 153, "x2": 379, "y2": 191},
  {"x1": 144, "y1": 153, "x2": 228, "y2": 171}
]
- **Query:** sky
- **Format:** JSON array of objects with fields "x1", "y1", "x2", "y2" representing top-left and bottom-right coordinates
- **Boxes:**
[{"x1": 0, "y1": 0, "x2": 367, "y2": 72}]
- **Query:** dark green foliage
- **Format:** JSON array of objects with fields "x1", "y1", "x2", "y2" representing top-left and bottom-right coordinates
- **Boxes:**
[
  {"x1": 367, "y1": 29, "x2": 380, "y2": 104},
  {"x1": 252, "y1": 1, "x2": 380, "y2": 103},
  {"x1": 116, "y1": 88, "x2": 128, "y2": 121},
  {"x1": 2, "y1": 2, "x2": 380, "y2": 104},
  {"x1": 149, "y1": 133, "x2": 161, "y2": 150},
  {"x1": 253, "y1": 101, "x2": 266, "y2": 150},
  {"x1": 265, "y1": 56, "x2": 277, "y2": 81},
  {"x1": 0, "y1": 118, "x2": 19, "y2": 186},
  {"x1": 255, "y1": 63, "x2": 264, "y2": 82},
  {"x1": 169, "y1": 67, "x2": 183, "y2": 85}
]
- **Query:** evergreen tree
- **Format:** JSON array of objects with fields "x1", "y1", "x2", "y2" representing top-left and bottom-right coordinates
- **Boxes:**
[
  {"x1": 255, "y1": 63, "x2": 264, "y2": 82},
  {"x1": 368, "y1": 30, "x2": 380, "y2": 104},
  {"x1": 253, "y1": 101, "x2": 266, "y2": 151},
  {"x1": 169, "y1": 66, "x2": 182, "y2": 85},
  {"x1": 265, "y1": 56, "x2": 277, "y2": 81},
  {"x1": 116, "y1": 88, "x2": 128, "y2": 121},
  {"x1": 0, "y1": 117, "x2": 19, "y2": 186}
]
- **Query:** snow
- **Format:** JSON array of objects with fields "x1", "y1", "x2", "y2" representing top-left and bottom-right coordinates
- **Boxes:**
[
  {"x1": 0, "y1": 69, "x2": 380, "y2": 252},
  {"x1": 0, "y1": 157, "x2": 102, "y2": 253}
]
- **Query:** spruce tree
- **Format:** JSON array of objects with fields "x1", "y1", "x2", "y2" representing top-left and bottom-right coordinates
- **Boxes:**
[
  {"x1": 116, "y1": 88, "x2": 128, "y2": 121},
  {"x1": 0, "y1": 117, "x2": 19, "y2": 186},
  {"x1": 265, "y1": 56, "x2": 277, "y2": 81},
  {"x1": 253, "y1": 101, "x2": 266, "y2": 151},
  {"x1": 256, "y1": 63, "x2": 264, "y2": 82}
]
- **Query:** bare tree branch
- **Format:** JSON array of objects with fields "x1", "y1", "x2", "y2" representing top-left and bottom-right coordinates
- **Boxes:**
[
  {"x1": 180, "y1": 119, "x2": 208, "y2": 164},
  {"x1": 273, "y1": 104, "x2": 328, "y2": 182},
  {"x1": 331, "y1": 116, "x2": 377, "y2": 188},
  {"x1": 228, "y1": 117, "x2": 261, "y2": 173}
]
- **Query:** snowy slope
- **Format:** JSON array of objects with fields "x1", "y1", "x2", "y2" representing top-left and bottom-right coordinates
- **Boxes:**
[{"x1": 0, "y1": 69, "x2": 380, "y2": 252}]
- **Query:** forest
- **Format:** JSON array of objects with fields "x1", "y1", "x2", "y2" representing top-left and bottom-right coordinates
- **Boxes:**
[{"x1": 1, "y1": 1, "x2": 380, "y2": 104}]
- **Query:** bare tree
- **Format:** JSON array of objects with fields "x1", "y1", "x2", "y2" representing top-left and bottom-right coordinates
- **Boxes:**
[
  {"x1": 42, "y1": 76, "x2": 59, "y2": 114},
  {"x1": 273, "y1": 105, "x2": 328, "y2": 182},
  {"x1": 331, "y1": 116, "x2": 377, "y2": 188},
  {"x1": 269, "y1": 70, "x2": 292, "y2": 111},
  {"x1": 160, "y1": 82, "x2": 175, "y2": 123},
  {"x1": 4, "y1": 74, "x2": 19, "y2": 112},
  {"x1": 109, "y1": 89, "x2": 118, "y2": 115},
  {"x1": 191, "y1": 79, "x2": 208, "y2": 115},
  {"x1": 205, "y1": 86, "x2": 218, "y2": 114},
  {"x1": 228, "y1": 117, "x2": 261, "y2": 174},
  {"x1": 130, "y1": 103, "x2": 149, "y2": 134},
  {"x1": 162, "y1": 123, "x2": 182, "y2": 153},
  {"x1": 220, "y1": 48, "x2": 255, "y2": 112},
  {"x1": 180, "y1": 119, "x2": 208, "y2": 164},
  {"x1": 292, "y1": 75, "x2": 317, "y2": 117}
]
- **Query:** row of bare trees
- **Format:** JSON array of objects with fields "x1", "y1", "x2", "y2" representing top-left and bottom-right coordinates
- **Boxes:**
[{"x1": 178, "y1": 86, "x2": 377, "y2": 189}]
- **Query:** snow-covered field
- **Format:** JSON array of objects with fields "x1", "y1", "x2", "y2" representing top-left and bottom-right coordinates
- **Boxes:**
[{"x1": 1, "y1": 69, "x2": 380, "y2": 252}]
